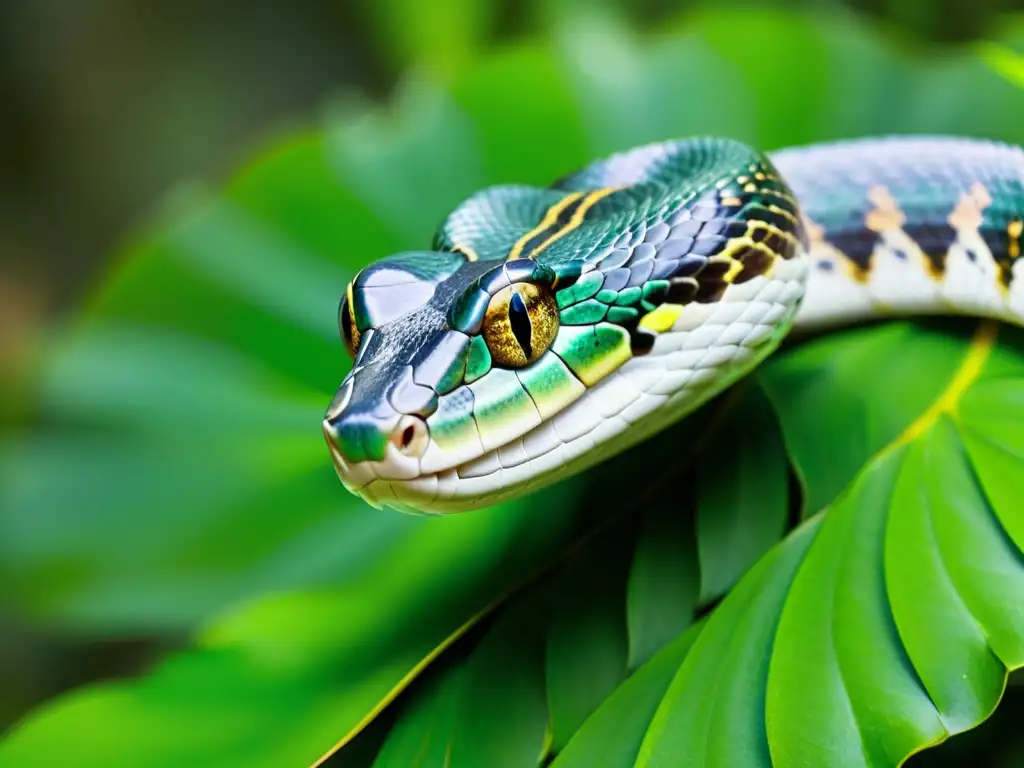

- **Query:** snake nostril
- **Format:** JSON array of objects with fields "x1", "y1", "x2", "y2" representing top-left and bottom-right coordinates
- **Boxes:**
[
  {"x1": 323, "y1": 405, "x2": 426, "y2": 464},
  {"x1": 400, "y1": 425, "x2": 415, "y2": 449},
  {"x1": 392, "y1": 415, "x2": 429, "y2": 458}
]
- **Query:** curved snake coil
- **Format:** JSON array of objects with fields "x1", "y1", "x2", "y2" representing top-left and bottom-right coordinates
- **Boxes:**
[{"x1": 322, "y1": 136, "x2": 1024, "y2": 514}]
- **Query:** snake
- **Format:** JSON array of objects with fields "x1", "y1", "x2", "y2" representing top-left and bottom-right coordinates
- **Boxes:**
[{"x1": 322, "y1": 136, "x2": 1024, "y2": 514}]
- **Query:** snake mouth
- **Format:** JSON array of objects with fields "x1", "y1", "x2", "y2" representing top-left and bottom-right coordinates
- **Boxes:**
[
  {"x1": 326, "y1": 417, "x2": 564, "y2": 514},
  {"x1": 328, "y1": 353, "x2": 680, "y2": 515}
]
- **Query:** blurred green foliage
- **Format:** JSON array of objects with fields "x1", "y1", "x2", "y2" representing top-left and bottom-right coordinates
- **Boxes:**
[{"x1": 4, "y1": 1, "x2": 1024, "y2": 766}]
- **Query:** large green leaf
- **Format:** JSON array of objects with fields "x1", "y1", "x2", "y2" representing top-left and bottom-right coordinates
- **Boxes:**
[
  {"x1": 695, "y1": 385, "x2": 789, "y2": 603},
  {"x1": 552, "y1": 620, "x2": 707, "y2": 768},
  {"x1": 511, "y1": 321, "x2": 1024, "y2": 768},
  {"x1": 311, "y1": 386, "x2": 776, "y2": 768},
  {"x1": 760, "y1": 321, "x2": 970, "y2": 515},
  {"x1": 545, "y1": 533, "x2": 632, "y2": 753},
  {"x1": 370, "y1": 664, "x2": 465, "y2": 768},
  {"x1": 636, "y1": 518, "x2": 820, "y2": 767},
  {"x1": 625, "y1": 492, "x2": 699, "y2": 671},
  {"x1": 767, "y1": 323, "x2": 1024, "y2": 766},
  {"x1": 0, "y1": 477, "x2": 593, "y2": 767},
  {"x1": 446, "y1": 592, "x2": 551, "y2": 768},
  {"x1": 5, "y1": 6, "x2": 1024, "y2": 768},
  {"x1": 565, "y1": 319, "x2": 1024, "y2": 768}
]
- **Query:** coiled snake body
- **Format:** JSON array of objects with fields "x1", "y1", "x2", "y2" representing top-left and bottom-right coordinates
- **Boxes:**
[{"x1": 323, "y1": 136, "x2": 1024, "y2": 514}]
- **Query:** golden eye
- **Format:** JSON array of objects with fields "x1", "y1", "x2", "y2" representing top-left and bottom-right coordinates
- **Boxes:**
[
  {"x1": 482, "y1": 283, "x2": 559, "y2": 368},
  {"x1": 339, "y1": 284, "x2": 361, "y2": 359}
]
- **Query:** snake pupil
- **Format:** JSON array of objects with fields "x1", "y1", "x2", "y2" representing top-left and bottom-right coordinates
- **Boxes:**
[{"x1": 508, "y1": 290, "x2": 533, "y2": 360}]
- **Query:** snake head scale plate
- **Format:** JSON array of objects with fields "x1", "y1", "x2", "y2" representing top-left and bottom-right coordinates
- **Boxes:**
[{"x1": 323, "y1": 137, "x2": 809, "y2": 514}]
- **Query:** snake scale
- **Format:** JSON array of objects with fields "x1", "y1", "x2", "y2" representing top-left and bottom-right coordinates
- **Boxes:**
[{"x1": 322, "y1": 136, "x2": 1024, "y2": 514}]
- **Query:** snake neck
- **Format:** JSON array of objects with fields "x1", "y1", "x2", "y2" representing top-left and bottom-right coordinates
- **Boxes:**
[{"x1": 771, "y1": 136, "x2": 1024, "y2": 332}]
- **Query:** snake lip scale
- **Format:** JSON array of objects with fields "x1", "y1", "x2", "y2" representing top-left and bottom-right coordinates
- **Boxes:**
[{"x1": 322, "y1": 135, "x2": 1024, "y2": 515}]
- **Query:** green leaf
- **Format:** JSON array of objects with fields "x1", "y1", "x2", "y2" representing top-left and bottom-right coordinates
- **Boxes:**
[
  {"x1": 371, "y1": 665, "x2": 465, "y2": 768},
  {"x1": 447, "y1": 594, "x2": 551, "y2": 768},
  {"x1": 554, "y1": 324, "x2": 1024, "y2": 768},
  {"x1": 887, "y1": 419, "x2": 1011, "y2": 729},
  {"x1": 554, "y1": 13, "x2": 754, "y2": 156},
  {"x1": 695, "y1": 8, "x2": 832, "y2": 149},
  {"x1": 325, "y1": 81, "x2": 485, "y2": 246},
  {"x1": 959, "y1": 379, "x2": 1024, "y2": 553},
  {"x1": 760, "y1": 321, "x2": 967, "y2": 515},
  {"x1": 766, "y1": 448, "x2": 946, "y2": 766},
  {"x1": 625, "y1": 495, "x2": 699, "y2": 671},
  {"x1": 553, "y1": 620, "x2": 706, "y2": 768},
  {"x1": 545, "y1": 533, "x2": 632, "y2": 752},
  {"x1": 635, "y1": 517, "x2": 820, "y2": 767},
  {"x1": 762, "y1": 322, "x2": 1024, "y2": 765},
  {"x1": 696, "y1": 385, "x2": 790, "y2": 603},
  {"x1": 355, "y1": 0, "x2": 497, "y2": 77},
  {"x1": 449, "y1": 43, "x2": 589, "y2": 185},
  {"x1": 0, "y1": 476, "x2": 589, "y2": 767}
]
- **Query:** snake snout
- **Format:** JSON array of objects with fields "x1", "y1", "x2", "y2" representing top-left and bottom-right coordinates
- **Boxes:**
[
  {"x1": 323, "y1": 408, "x2": 429, "y2": 466},
  {"x1": 322, "y1": 403, "x2": 394, "y2": 464}
]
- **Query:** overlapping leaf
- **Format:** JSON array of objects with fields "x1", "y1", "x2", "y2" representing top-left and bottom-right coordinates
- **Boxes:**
[
  {"x1": 475, "y1": 321, "x2": 1023, "y2": 768},
  {"x1": 323, "y1": 385, "x2": 783, "y2": 768}
]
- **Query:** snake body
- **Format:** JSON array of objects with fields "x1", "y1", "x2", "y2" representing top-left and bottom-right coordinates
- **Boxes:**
[{"x1": 323, "y1": 136, "x2": 1024, "y2": 514}]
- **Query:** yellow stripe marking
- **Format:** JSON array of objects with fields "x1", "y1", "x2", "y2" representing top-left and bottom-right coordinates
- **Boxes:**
[
  {"x1": 1009, "y1": 219, "x2": 1022, "y2": 259},
  {"x1": 530, "y1": 187, "x2": 620, "y2": 258},
  {"x1": 507, "y1": 192, "x2": 584, "y2": 261},
  {"x1": 344, "y1": 279, "x2": 361, "y2": 353},
  {"x1": 639, "y1": 302, "x2": 684, "y2": 333},
  {"x1": 345, "y1": 280, "x2": 355, "y2": 312},
  {"x1": 897, "y1": 320, "x2": 998, "y2": 445},
  {"x1": 722, "y1": 257, "x2": 745, "y2": 283},
  {"x1": 767, "y1": 203, "x2": 799, "y2": 225},
  {"x1": 451, "y1": 242, "x2": 479, "y2": 262}
]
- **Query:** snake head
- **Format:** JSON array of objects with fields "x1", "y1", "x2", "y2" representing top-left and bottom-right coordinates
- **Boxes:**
[
  {"x1": 323, "y1": 253, "x2": 607, "y2": 514},
  {"x1": 325, "y1": 139, "x2": 810, "y2": 514},
  {"x1": 325, "y1": 248, "x2": 804, "y2": 515}
]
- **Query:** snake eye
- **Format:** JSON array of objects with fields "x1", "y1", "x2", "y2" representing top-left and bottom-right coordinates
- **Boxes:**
[
  {"x1": 482, "y1": 283, "x2": 559, "y2": 368},
  {"x1": 339, "y1": 288, "x2": 361, "y2": 359}
]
